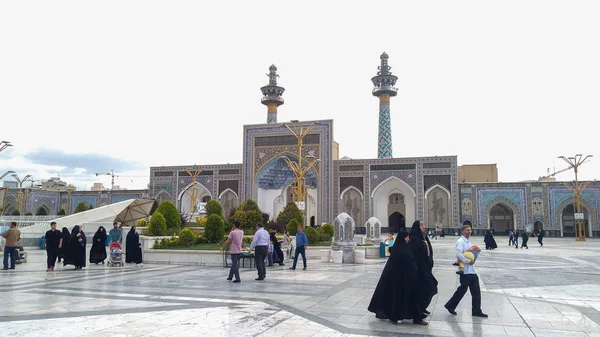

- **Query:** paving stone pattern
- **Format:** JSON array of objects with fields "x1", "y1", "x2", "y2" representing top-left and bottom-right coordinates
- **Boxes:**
[{"x1": 1, "y1": 237, "x2": 600, "y2": 336}]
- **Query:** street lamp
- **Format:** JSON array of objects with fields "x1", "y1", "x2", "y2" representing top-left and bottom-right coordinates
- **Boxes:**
[
  {"x1": 558, "y1": 154, "x2": 593, "y2": 241},
  {"x1": 283, "y1": 121, "x2": 320, "y2": 225},
  {"x1": 11, "y1": 174, "x2": 32, "y2": 215},
  {"x1": 0, "y1": 141, "x2": 12, "y2": 153},
  {"x1": 0, "y1": 170, "x2": 15, "y2": 181}
]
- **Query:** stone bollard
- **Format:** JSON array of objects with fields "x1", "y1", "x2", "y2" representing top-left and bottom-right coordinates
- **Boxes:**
[
  {"x1": 331, "y1": 250, "x2": 343, "y2": 264},
  {"x1": 320, "y1": 249, "x2": 331, "y2": 263},
  {"x1": 354, "y1": 249, "x2": 365, "y2": 264}
]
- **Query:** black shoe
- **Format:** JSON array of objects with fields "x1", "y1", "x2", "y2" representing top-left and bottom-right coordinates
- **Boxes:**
[
  {"x1": 423, "y1": 309, "x2": 431, "y2": 315},
  {"x1": 452, "y1": 262, "x2": 459, "y2": 266},
  {"x1": 302, "y1": 267, "x2": 306, "y2": 270},
  {"x1": 226, "y1": 278, "x2": 232, "y2": 281},
  {"x1": 255, "y1": 278, "x2": 264, "y2": 281},
  {"x1": 456, "y1": 270, "x2": 464, "y2": 275},
  {"x1": 444, "y1": 304, "x2": 457, "y2": 315},
  {"x1": 289, "y1": 267, "x2": 295, "y2": 270},
  {"x1": 232, "y1": 280, "x2": 241, "y2": 283},
  {"x1": 472, "y1": 312, "x2": 488, "y2": 318}
]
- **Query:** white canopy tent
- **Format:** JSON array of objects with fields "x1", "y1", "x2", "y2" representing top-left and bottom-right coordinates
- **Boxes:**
[{"x1": 19, "y1": 199, "x2": 154, "y2": 233}]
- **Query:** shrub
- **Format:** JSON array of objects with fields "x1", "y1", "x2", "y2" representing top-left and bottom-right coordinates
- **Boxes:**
[
  {"x1": 196, "y1": 235, "x2": 209, "y2": 244},
  {"x1": 318, "y1": 232, "x2": 332, "y2": 243},
  {"x1": 155, "y1": 200, "x2": 181, "y2": 232},
  {"x1": 277, "y1": 202, "x2": 303, "y2": 227},
  {"x1": 178, "y1": 228, "x2": 197, "y2": 246},
  {"x1": 242, "y1": 237, "x2": 253, "y2": 249},
  {"x1": 205, "y1": 200, "x2": 223, "y2": 218},
  {"x1": 305, "y1": 227, "x2": 318, "y2": 244},
  {"x1": 204, "y1": 214, "x2": 225, "y2": 243},
  {"x1": 136, "y1": 219, "x2": 147, "y2": 227},
  {"x1": 243, "y1": 227, "x2": 256, "y2": 235},
  {"x1": 287, "y1": 219, "x2": 300, "y2": 236},
  {"x1": 74, "y1": 202, "x2": 89, "y2": 214},
  {"x1": 148, "y1": 213, "x2": 167, "y2": 236},
  {"x1": 25, "y1": 212, "x2": 33, "y2": 216},
  {"x1": 35, "y1": 208, "x2": 48, "y2": 215},
  {"x1": 223, "y1": 221, "x2": 233, "y2": 233},
  {"x1": 320, "y1": 223, "x2": 334, "y2": 238},
  {"x1": 153, "y1": 239, "x2": 160, "y2": 249},
  {"x1": 150, "y1": 199, "x2": 159, "y2": 215},
  {"x1": 57, "y1": 209, "x2": 66, "y2": 216},
  {"x1": 196, "y1": 217, "x2": 207, "y2": 227},
  {"x1": 11, "y1": 210, "x2": 20, "y2": 216}
]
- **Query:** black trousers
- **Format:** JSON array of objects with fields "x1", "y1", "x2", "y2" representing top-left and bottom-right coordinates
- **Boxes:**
[
  {"x1": 445, "y1": 274, "x2": 482, "y2": 314},
  {"x1": 228, "y1": 253, "x2": 240, "y2": 281},
  {"x1": 46, "y1": 247, "x2": 59, "y2": 268},
  {"x1": 254, "y1": 246, "x2": 268, "y2": 279}
]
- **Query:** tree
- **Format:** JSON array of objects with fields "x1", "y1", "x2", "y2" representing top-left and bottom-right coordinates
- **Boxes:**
[
  {"x1": 74, "y1": 202, "x2": 90, "y2": 214},
  {"x1": 230, "y1": 199, "x2": 265, "y2": 230},
  {"x1": 277, "y1": 202, "x2": 303, "y2": 228},
  {"x1": 35, "y1": 207, "x2": 48, "y2": 216},
  {"x1": 148, "y1": 213, "x2": 167, "y2": 236},
  {"x1": 150, "y1": 199, "x2": 159, "y2": 215},
  {"x1": 205, "y1": 199, "x2": 223, "y2": 219},
  {"x1": 204, "y1": 214, "x2": 225, "y2": 243},
  {"x1": 305, "y1": 226, "x2": 318, "y2": 244},
  {"x1": 287, "y1": 218, "x2": 300, "y2": 236},
  {"x1": 155, "y1": 200, "x2": 181, "y2": 233},
  {"x1": 57, "y1": 209, "x2": 66, "y2": 216}
]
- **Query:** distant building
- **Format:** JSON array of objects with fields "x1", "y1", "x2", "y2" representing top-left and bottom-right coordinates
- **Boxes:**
[
  {"x1": 3, "y1": 181, "x2": 18, "y2": 189},
  {"x1": 41, "y1": 177, "x2": 76, "y2": 191},
  {"x1": 91, "y1": 183, "x2": 107, "y2": 191}
]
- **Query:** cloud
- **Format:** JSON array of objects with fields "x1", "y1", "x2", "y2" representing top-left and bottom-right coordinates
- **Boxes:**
[{"x1": 23, "y1": 149, "x2": 145, "y2": 173}]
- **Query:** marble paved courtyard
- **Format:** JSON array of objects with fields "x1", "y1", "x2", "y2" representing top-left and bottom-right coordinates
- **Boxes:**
[{"x1": 2, "y1": 237, "x2": 600, "y2": 337}]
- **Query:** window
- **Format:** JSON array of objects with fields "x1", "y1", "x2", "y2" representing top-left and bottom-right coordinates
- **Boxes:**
[{"x1": 389, "y1": 193, "x2": 404, "y2": 204}]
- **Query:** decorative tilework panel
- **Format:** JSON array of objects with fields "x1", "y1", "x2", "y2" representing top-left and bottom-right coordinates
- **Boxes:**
[
  {"x1": 476, "y1": 188, "x2": 526, "y2": 227},
  {"x1": 548, "y1": 187, "x2": 600, "y2": 228},
  {"x1": 377, "y1": 103, "x2": 392, "y2": 159},
  {"x1": 70, "y1": 195, "x2": 99, "y2": 214},
  {"x1": 111, "y1": 194, "x2": 139, "y2": 204},
  {"x1": 370, "y1": 171, "x2": 416, "y2": 192},
  {"x1": 28, "y1": 193, "x2": 59, "y2": 214}
]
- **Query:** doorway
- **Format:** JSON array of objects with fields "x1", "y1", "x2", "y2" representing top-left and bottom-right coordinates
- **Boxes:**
[{"x1": 388, "y1": 212, "x2": 405, "y2": 233}]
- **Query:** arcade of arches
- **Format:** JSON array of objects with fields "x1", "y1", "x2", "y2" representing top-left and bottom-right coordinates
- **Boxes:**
[
  {"x1": 562, "y1": 204, "x2": 589, "y2": 237},
  {"x1": 490, "y1": 203, "x2": 514, "y2": 234}
]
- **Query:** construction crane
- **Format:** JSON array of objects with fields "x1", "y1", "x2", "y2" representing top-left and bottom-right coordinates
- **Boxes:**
[
  {"x1": 95, "y1": 170, "x2": 147, "y2": 190},
  {"x1": 540, "y1": 161, "x2": 589, "y2": 180}
]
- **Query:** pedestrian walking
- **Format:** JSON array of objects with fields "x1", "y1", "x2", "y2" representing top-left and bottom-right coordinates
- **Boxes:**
[
  {"x1": 537, "y1": 229, "x2": 544, "y2": 246},
  {"x1": 249, "y1": 223, "x2": 269, "y2": 281},
  {"x1": 1, "y1": 222, "x2": 21, "y2": 270},
  {"x1": 290, "y1": 225, "x2": 308, "y2": 271},
  {"x1": 44, "y1": 221, "x2": 63, "y2": 271},
  {"x1": 221, "y1": 221, "x2": 243, "y2": 283},
  {"x1": 444, "y1": 225, "x2": 488, "y2": 318}
]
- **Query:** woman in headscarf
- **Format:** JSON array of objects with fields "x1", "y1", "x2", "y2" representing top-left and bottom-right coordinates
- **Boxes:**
[
  {"x1": 89, "y1": 226, "x2": 107, "y2": 264},
  {"x1": 537, "y1": 229, "x2": 544, "y2": 246},
  {"x1": 65, "y1": 225, "x2": 86, "y2": 270},
  {"x1": 520, "y1": 230, "x2": 529, "y2": 249},
  {"x1": 409, "y1": 220, "x2": 438, "y2": 318},
  {"x1": 484, "y1": 230, "x2": 498, "y2": 250},
  {"x1": 57, "y1": 227, "x2": 70, "y2": 263},
  {"x1": 368, "y1": 231, "x2": 427, "y2": 325},
  {"x1": 269, "y1": 232, "x2": 285, "y2": 266},
  {"x1": 125, "y1": 226, "x2": 143, "y2": 266}
]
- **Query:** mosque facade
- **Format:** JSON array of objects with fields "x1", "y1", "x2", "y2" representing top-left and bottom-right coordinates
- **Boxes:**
[{"x1": 3, "y1": 54, "x2": 598, "y2": 238}]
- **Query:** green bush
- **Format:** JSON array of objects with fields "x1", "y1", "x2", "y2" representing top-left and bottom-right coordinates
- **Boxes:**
[
  {"x1": 305, "y1": 227, "x2": 317, "y2": 244},
  {"x1": 11, "y1": 210, "x2": 20, "y2": 216},
  {"x1": 230, "y1": 199, "x2": 265, "y2": 229},
  {"x1": 276, "y1": 202, "x2": 303, "y2": 228},
  {"x1": 74, "y1": 202, "x2": 89, "y2": 214},
  {"x1": 155, "y1": 200, "x2": 181, "y2": 232},
  {"x1": 153, "y1": 239, "x2": 160, "y2": 249},
  {"x1": 205, "y1": 200, "x2": 223, "y2": 218},
  {"x1": 318, "y1": 232, "x2": 332, "y2": 243},
  {"x1": 242, "y1": 237, "x2": 253, "y2": 248},
  {"x1": 224, "y1": 221, "x2": 233, "y2": 233},
  {"x1": 136, "y1": 219, "x2": 147, "y2": 227},
  {"x1": 57, "y1": 209, "x2": 66, "y2": 216},
  {"x1": 196, "y1": 235, "x2": 209, "y2": 244},
  {"x1": 25, "y1": 212, "x2": 33, "y2": 216},
  {"x1": 243, "y1": 227, "x2": 256, "y2": 235},
  {"x1": 150, "y1": 199, "x2": 159, "y2": 215},
  {"x1": 320, "y1": 223, "x2": 334, "y2": 238},
  {"x1": 148, "y1": 213, "x2": 167, "y2": 236},
  {"x1": 287, "y1": 219, "x2": 300, "y2": 236},
  {"x1": 204, "y1": 214, "x2": 225, "y2": 243},
  {"x1": 178, "y1": 228, "x2": 197, "y2": 246}
]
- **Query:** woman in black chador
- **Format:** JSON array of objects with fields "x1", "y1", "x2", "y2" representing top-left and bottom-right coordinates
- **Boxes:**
[
  {"x1": 484, "y1": 230, "x2": 498, "y2": 250},
  {"x1": 368, "y1": 231, "x2": 427, "y2": 325},
  {"x1": 409, "y1": 220, "x2": 438, "y2": 320},
  {"x1": 89, "y1": 226, "x2": 107, "y2": 264},
  {"x1": 538, "y1": 229, "x2": 544, "y2": 246},
  {"x1": 57, "y1": 227, "x2": 70, "y2": 263},
  {"x1": 269, "y1": 232, "x2": 285, "y2": 266},
  {"x1": 520, "y1": 230, "x2": 529, "y2": 249},
  {"x1": 64, "y1": 225, "x2": 86, "y2": 270},
  {"x1": 125, "y1": 226, "x2": 143, "y2": 266}
]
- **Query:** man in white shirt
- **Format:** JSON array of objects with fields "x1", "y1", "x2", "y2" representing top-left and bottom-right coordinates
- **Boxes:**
[
  {"x1": 444, "y1": 225, "x2": 488, "y2": 318},
  {"x1": 249, "y1": 223, "x2": 270, "y2": 281}
]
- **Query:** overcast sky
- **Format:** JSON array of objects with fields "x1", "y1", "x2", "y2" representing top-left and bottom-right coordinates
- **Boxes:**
[{"x1": 1, "y1": 1, "x2": 598, "y2": 190}]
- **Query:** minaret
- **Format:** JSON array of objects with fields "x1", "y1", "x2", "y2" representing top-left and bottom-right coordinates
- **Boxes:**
[
  {"x1": 372, "y1": 52, "x2": 398, "y2": 159},
  {"x1": 261, "y1": 64, "x2": 285, "y2": 124}
]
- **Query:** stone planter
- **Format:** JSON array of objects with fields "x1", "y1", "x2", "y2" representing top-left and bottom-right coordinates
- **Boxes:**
[
  {"x1": 365, "y1": 246, "x2": 380, "y2": 259},
  {"x1": 331, "y1": 250, "x2": 343, "y2": 264},
  {"x1": 320, "y1": 249, "x2": 331, "y2": 263},
  {"x1": 354, "y1": 249, "x2": 365, "y2": 264}
]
